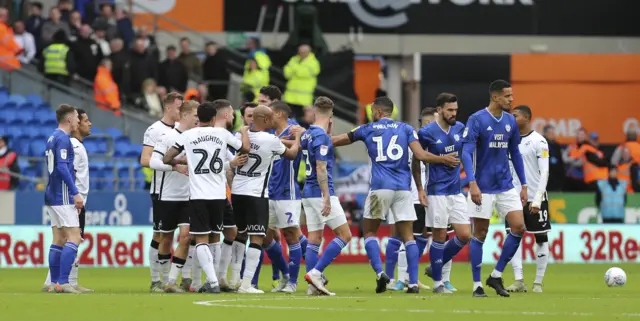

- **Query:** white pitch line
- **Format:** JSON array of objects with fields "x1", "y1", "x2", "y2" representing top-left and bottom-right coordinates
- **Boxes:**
[{"x1": 193, "y1": 297, "x2": 640, "y2": 317}]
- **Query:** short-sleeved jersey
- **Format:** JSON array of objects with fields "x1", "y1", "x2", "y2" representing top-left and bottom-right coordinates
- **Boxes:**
[
  {"x1": 351, "y1": 118, "x2": 417, "y2": 191},
  {"x1": 174, "y1": 126, "x2": 242, "y2": 200},
  {"x1": 418, "y1": 121, "x2": 465, "y2": 195},
  {"x1": 71, "y1": 137, "x2": 89, "y2": 199},
  {"x1": 409, "y1": 149, "x2": 426, "y2": 204},
  {"x1": 269, "y1": 125, "x2": 302, "y2": 201},
  {"x1": 143, "y1": 120, "x2": 176, "y2": 195},
  {"x1": 232, "y1": 130, "x2": 286, "y2": 198},
  {"x1": 510, "y1": 130, "x2": 549, "y2": 202},
  {"x1": 45, "y1": 129, "x2": 76, "y2": 206},
  {"x1": 462, "y1": 108, "x2": 520, "y2": 193},
  {"x1": 301, "y1": 125, "x2": 335, "y2": 198},
  {"x1": 153, "y1": 128, "x2": 190, "y2": 201}
]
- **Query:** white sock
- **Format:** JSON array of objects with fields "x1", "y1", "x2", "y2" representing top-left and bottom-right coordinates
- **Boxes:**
[
  {"x1": 196, "y1": 243, "x2": 218, "y2": 284},
  {"x1": 44, "y1": 270, "x2": 52, "y2": 286},
  {"x1": 168, "y1": 262, "x2": 184, "y2": 284},
  {"x1": 442, "y1": 260, "x2": 452, "y2": 282},
  {"x1": 535, "y1": 242, "x2": 549, "y2": 284},
  {"x1": 511, "y1": 244, "x2": 524, "y2": 281},
  {"x1": 230, "y1": 240, "x2": 246, "y2": 282},
  {"x1": 241, "y1": 246, "x2": 261, "y2": 288},
  {"x1": 159, "y1": 255, "x2": 171, "y2": 283},
  {"x1": 69, "y1": 258, "x2": 79, "y2": 286},
  {"x1": 473, "y1": 281, "x2": 482, "y2": 290},
  {"x1": 434, "y1": 280, "x2": 443, "y2": 288},
  {"x1": 490, "y1": 269, "x2": 502, "y2": 278},
  {"x1": 209, "y1": 242, "x2": 222, "y2": 276},
  {"x1": 149, "y1": 245, "x2": 161, "y2": 282},
  {"x1": 397, "y1": 248, "x2": 408, "y2": 282},
  {"x1": 191, "y1": 248, "x2": 203, "y2": 288},
  {"x1": 183, "y1": 245, "x2": 194, "y2": 279},
  {"x1": 218, "y1": 241, "x2": 233, "y2": 280}
]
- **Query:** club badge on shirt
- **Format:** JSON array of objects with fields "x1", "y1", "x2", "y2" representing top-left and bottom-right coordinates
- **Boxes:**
[
  {"x1": 320, "y1": 145, "x2": 328, "y2": 156},
  {"x1": 60, "y1": 149, "x2": 67, "y2": 160},
  {"x1": 541, "y1": 148, "x2": 549, "y2": 158}
]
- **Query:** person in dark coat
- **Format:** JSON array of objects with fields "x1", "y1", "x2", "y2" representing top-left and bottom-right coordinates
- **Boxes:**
[
  {"x1": 158, "y1": 45, "x2": 188, "y2": 93},
  {"x1": 71, "y1": 24, "x2": 104, "y2": 81},
  {"x1": 202, "y1": 41, "x2": 230, "y2": 100},
  {"x1": 127, "y1": 37, "x2": 157, "y2": 95},
  {"x1": 109, "y1": 37, "x2": 129, "y2": 96},
  {"x1": 542, "y1": 124, "x2": 565, "y2": 191}
]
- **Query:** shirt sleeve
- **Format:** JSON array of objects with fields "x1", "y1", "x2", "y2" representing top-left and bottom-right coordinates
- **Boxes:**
[
  {"x1": 312, "y1": 133, "x2": 331, "y2": 162},
  {"x1": 56, "y1": 137, "x2": 72, "y2": 163},
  {"x1": 271, "y1": 135, "x2": 287, "y2": 155},
  {"x1": 143, "y1": 126, "x2": 157, "y2": 147},
  {"x1": 350, "y1": 125, "x2": 366, "y2": 142},
  {"x1": 227, "y1": 130, "x2": 242, "y2": 151},
  {"x1": 461, "y1": 115, "x2": 480, "y2": 181},
  {"x1": 153, "y1": 134, "x2": 169, "y2": 156},
  {"x1": 417, "y1": 127, "x2": 431, "y2": 148},
  {"x1": 407, "y1": 124, "x2": 418, "y2": 144},
  {"x1": 173, "y1": 132, "x2": 186, "y2": 152}
]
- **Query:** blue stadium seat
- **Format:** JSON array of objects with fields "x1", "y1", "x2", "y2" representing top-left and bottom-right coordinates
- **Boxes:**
[
  {"x1": 0, "y1": 101, "x2": 17, "y2": 111},
  {"x1": 89, "y1": 160, "x2": 105, "y2": 171},
  {"x1": 126, "y1": 144, "x2": 142, "y2": 158},
  {"x1": 8, "y1": 94, "x2": 26, "y2": 105},
  {"x1": 101, "y1": 169, "x2": 115, "y2": 190},
  {"x1": 25, "y1": 94, "x2": 43, "y2": 105},
  {"x1": 36, "y1": 110, "x2": 57, "y2": 126},
  {"x1": 39, "y1": 126, "x2": 55, "y2": 138},
  {"x1": 36, "y1": 102, "x2": 51, "y2": 112},
  {"x1": 6, "y1": 125, "x2": 25, "y2": 140},
  {"x1": 15, "y1": 110, "x2": 35, "y2": 125},
  {"x1": 106, "y1": 127, "x2": 123, "y2": 139},
  {"x1": 19, "y1": 167, "x2": 39, "y2": 190},
  {"x1": 0, "y1": 93, "x2": 10, "y2": 107},
  {"x1": 134, "y1": 170, "x2": 146, "y2": 190},
  {"x1": 90, "y1": 127, "x2": 103, "y2": 135},
  {"x1": 95, "y1": 139, "x2": 108, "y2": 154},
  {"x1": 89, "y1": 168, "x2": 102, "y2": 190},
  {"x1": 0, "y1": 87, "x2": 8, "y2": 96},
  {"x1": 29, "y1": 140, "x2": 47, "y2": 157},
  {"x1": 15, "y1": 137, "x2": 31, "y2": 155},
  {"x1": 0, "y1": 126, "x2": 6, "y2": 137},
  {"x1": 114, "y1": 141, "x2": 130, "y2": 157},
  {"x1": 24, "y1": 126, "x2": 45, "y2": 140},
  {"x1": 0, "y1": 109, "x2": 17, "y2": 125},
  {"x1": 84, "y1": 140, "x2": 99, "y2": 154},
  {"x1": 18, "y1": 159, "x2": 30, "y2": 170},
  {"x1": 19, "y1": 102, "x2": 35, "y2": 112}
]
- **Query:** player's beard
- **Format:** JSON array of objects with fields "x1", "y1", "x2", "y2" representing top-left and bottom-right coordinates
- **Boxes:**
[{"x1": 445, "y1": 115, "x2": 456, "y2": 126}]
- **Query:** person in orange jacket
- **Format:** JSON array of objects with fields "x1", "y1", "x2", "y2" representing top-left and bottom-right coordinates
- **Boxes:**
[
  {"x1": 0, "y1": 8, "x2": 23, "y2": 71},
  {"x1": 577, "y1": 132, "x2": 609, "y2": 190},
  {"x1": 94, "y1": 58, "x2": 121, "y2": 115},
  {"x1": 184, "y1": 82, "x2": 208, "y2": 103}
]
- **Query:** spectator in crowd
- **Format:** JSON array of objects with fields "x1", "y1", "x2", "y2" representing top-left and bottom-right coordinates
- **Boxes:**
[
  {"x1": 134, "y1": 78, "x2": 163, "y2": 117},
  {"x1": 114, "y1": 7, "x2": 134, "y2": 47},
  {"x1": 26, "y1": 2, "x2": 44, "y2": 53},
  {"x1": 241, "y1": 58, "x2": 268, "y2": 103},
  {"x1": 58, "y1": 0, "x2": 74, "y2": 21},
  {"x1": 92, "y1": 4, "x2": 118, "y2": 40},
  {"x1": 596, "y1": 165, "x2": 627, "y2": 224},
  {"x1": 283, "y1": 44, "x2": 320, "y2": 126},
  {"x1": 177, "y1": 37, "x2": 201, "y2": 78},
  {"x1": 0, "y1": 8, "x2": 22, "y2": 71},
  {"x1": 92, "y1": 23, "x2": 111, "y2": 56},
  {"x1": 67, "y1": 10, "x2": 82, "y2": 42},
  {"x1": 127, "y1": 37, "x2": 157, "y2": 95},
  {"x1": 579, "y1": 132, "x2": 609, "y2": 191},
  {"x1": 563, "y1": 128, "x2": 588, "y2": 191},
  {"x1": 616, "y1": 147, "x2": 640, "y2": 193},
  {"x1": 13, "y1": 20, "x2": 36, "y2": 64},
  {"x1": 243, "y1": 37, "x2": 271, "y2": 93},
  {"x1": 157, "y1": 85, "x2": 167, "y2": 101},
  {"x1": 158, "y1": 45, "x2": 188, "y2": 93},
  {"x1": 136, "y1": 25, "x2": 158, "y2": 61},
  {"x1": 185, "y1": 82, "x2": 207, "y2": 103},
  {"x1": 202, "y1": 41, "x2": 229, "y2": 100},
  {"x1": 109, "y1": 38, "x2": 129, "y2": 94},
  {"x1": 41, "y1": 7, "x2": 70, "y2": 47},
  {"x1": 94, "y1": 58, "x2": 121, "y2": 115},
  {"x1": 543, "y1": 124, "x2": 565, "y2": 191},
  {"x1": 72, "y1": 24, "x2": 104, "y2": 81},
  {"x1": 0, "y1": 135, "x2": 19, "y2": 191},
  {"x1": 40, "y1": 29, "x2": 75, "y2": 85},
  {"x1": 611, "y1": 127, "x2": 640, "y2": 165}
]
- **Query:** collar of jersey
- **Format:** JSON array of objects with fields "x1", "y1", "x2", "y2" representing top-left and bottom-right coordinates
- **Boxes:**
[
  {"x1": 160, "y1": 120, "x2": 174, "y2": 128},
  {"x1": 484, "y1": 107, "x2": 504, "y2": 122}
]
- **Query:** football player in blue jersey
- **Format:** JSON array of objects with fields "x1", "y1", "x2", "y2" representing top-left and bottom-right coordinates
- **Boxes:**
[
  {"x1": 332, "y1": 97, "x2": 459, "y2": 293},
  {"x1": 461, "y1": 80, "x2": 528, "y2": 297},
  {"x1": 417, "y1": 93, "x2": 472, "y2": 293},
  {"x1": 301, "y1": 96, "x2": 352, "y2": 296},
  {"x1": 44, "y1": 104, "x2": 84, "y2": 294}
]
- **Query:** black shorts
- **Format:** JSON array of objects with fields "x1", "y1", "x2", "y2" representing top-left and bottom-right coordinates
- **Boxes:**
[
  {"x1": 189, "y1": 199, "x2": 226, "y2": 235},
  {"x1": 79, "y1": 207, "x2": 86, "y2": 239},
  {"x1": 151, "y1": 194, "x2": 160, "y2": 231},
  {"x1": 413, "y1": 204, "x2": 426, "y2": 235},
  {"x1": 223, "y1": 200, "x2": 236, "y2": 228},
  {"x1": 232, "y1": 194, "x2": 269, "y2": 236},
  {"x1": 153, "y1": 200, "x2": 190, "y2": 233},
  {"x1": 505, "y1": 200, "x2": 551, "y2": 233}
]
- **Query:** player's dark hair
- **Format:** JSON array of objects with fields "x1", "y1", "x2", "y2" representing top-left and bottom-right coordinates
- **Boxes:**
[
  {"x1": 372, "y1": 96, "x2": 395, "y2": 115},
  {"x1": 421, "y1": 107, "x2": 436, "y2": 118},
  {"x1": 513, "y1": 105, "x2": 532, "y2": 119},
  {"x1": 163, "y1": 92, "x2": 184, "y2": 107},
  {"x1": 259, "y1": 85, "x2": 282, "y2": 101},
  {"x1": 197, "y1": 102, "x2": 217, "y2": 123},
  {"x1": 240, "y1": 102, "x2": 258, "y2": 117},
  {"x1": 211, "y1": 99, "x2": 232, "y2": 111},
  {"x1": 270, "y1": 101, "x2": 292, "y2": 117},
  {"x1": 489, "y1": 79, "x2": 511, "y2": 93},
  {"x1": 313, "y1": 96, "x2": 334, "y2": 114},
  {"x1": 435, "y1": 93, "x2": 457, "y2": 108},
  {"x1": 56, "y1": 104, "x2": 76, "y2": 122},
  {"x1": 76, "y1": 108, "x2": 87, "y2": 121}
]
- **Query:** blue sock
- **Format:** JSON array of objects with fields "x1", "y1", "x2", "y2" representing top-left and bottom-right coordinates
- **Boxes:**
[
  {"x1": 58, "y1": 242, "x2": 78, "y2": 284},
  {"x1": 430, "y1": 240, "x2": 445, "y2": 282},
  {"x1": 416, "y1": 236, "x2": 429, "y2": 257},
  {"x1": 306, "y1": 243, "x2": 320, "y2": 273},
  {"x1": 384, "y1": 237, "x2": 402, "y2": 279},
  {"x1": 266, "y1": 240, "x2": 289, "y2": 279},
  {"x1": 364, "y1": 237, "x2": 383, "y2": 274},
  {"x1": 314, "y1": 238, "x2": 346, "y2": 272},
  {"x1": 288, "y1": 242, "x2": 302, "y2": 284},
  {"x1": 299, "y1": 234, "x2": 308, "y2": 259},
  {"x1": 48, "y1": 244, "x2": 63, "y2": 284},
  {"x1": 405, "y1": 240, "x2": 419, "y2": 285},
  {"x1": 443, "y1": 236, "x2": 467, "y2": 264},
  {"x1": 495, "y1": 232, "x2": 523, "y2": 273},
  {"x1": 252, "y1": 249, "x2": 264, "y2": 286},
  {"x1": 470, "y1": 237, "x2": 484, "y2": 282}
]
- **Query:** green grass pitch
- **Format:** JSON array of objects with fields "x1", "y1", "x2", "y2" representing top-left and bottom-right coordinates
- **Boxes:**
[{"x1": 1, "y1": 263, "x2": 638, "y2": 321}]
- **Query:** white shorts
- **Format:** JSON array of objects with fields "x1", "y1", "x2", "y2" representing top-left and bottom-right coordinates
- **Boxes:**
[
  {"x1": 468, "y1": 188, "x2": 523, "y2": 220},
  {"x1": 426, "y1": 194, "x2": 469, "y2": 228},
  {"x1": 302, "y1": 196, "x2": 348, "y2": 232},
  {"x1": 47, "y1": 205, "x2": 79, "y2": 228},
  {"x1": 269, "y1": 199, "x2": 302, "y2": 230},
  {"x1": 363, "y1": 190, "x2": 416, "y2": 223}
]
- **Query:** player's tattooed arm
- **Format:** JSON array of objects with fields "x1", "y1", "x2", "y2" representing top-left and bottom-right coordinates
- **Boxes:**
[
  {"x1": 316, "y1": 160, "x2": 330, "y2": 196},
  {"x1": 163, "y1": 146, "x2": 187, "y2": 165}
]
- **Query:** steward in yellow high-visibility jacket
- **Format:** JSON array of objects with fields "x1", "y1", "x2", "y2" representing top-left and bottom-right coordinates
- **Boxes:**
[
  {"x1": 40, "y1": 30, "x2": 75, "y2": 85},
  {"x1": 283, "y1": 45, "x2": 320, "y2": 108},
  {"x1": 243, "y1": 49, "x2": 271, "y2": 102}
]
